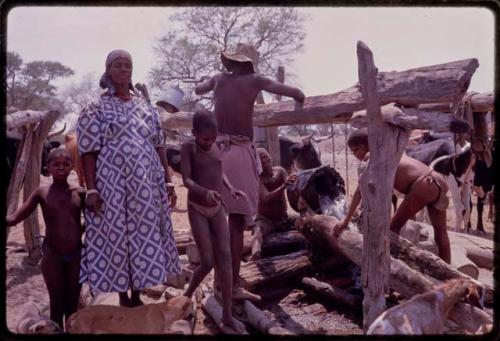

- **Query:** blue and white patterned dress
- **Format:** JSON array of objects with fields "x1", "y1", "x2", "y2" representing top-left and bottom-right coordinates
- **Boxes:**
[{"x1": 77, "y1": 94, "x2": 180, "y2": 293}]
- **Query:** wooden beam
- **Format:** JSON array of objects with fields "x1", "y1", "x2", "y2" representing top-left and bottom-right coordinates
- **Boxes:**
[
  {"x1": 297, "y1": 213, "x2": 493, "y2": 333},
  {"x1": 6, "y1": 110, "x2": 56, "y2": 130},
  {"x1": 239, "y1": 250, "x2": 312, "y2": 290},
  {"x1": 301, "y1": 277, "x2": 361, "y2": 308},
  {"x1": 351, "y1": 104, "x2": 465, "y2": 131},
  {"x1": 162, "y1": 58, "x2": 478, "y2": 130},
  {"x1": 357, "y1": 40, "x2": 411, "y2": 330}
]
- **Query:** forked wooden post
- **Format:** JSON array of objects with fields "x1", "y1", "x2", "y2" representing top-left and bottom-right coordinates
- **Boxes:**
[
  {"x1": 356, "y1": 41, "x2": 410, "y2": 330},
  {"x1": 266, "y1": 66, "x2": 285, "y2": 166}
]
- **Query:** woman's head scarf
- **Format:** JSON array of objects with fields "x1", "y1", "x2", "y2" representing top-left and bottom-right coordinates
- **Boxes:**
[{"x1": 99, "y1": 49, "x2": 139, "y2": 96}]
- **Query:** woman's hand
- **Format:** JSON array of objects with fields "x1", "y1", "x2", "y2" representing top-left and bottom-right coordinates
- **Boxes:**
[{"x1": 86, "y1": 193, "x2": 103, "y2": 214}]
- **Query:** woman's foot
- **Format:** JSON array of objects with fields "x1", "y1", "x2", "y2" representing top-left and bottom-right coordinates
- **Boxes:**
[{"x1": 119, "y1": 293, "x2": 131, "y2": 307}]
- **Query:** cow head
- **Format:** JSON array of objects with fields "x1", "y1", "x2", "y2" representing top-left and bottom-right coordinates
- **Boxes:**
[{"x1": 289, "y1": 133, "x2": 322, "y2": 170}]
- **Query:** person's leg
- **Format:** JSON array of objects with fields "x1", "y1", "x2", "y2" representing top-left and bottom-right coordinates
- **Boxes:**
[
  {"x1": 476, "y1": 193, "x2": 486, "y2": 233},
  {"x1": 249, "y1": 219, "x2": 273, "y2": 261},
  {"x1": 183, "y1": 207, "x2": 214, "y2": 298},
  {"x1": 41, "y1": 246, "x2": 65, "y2": 329},
  {"x1": 119, "y1": 291, "x2": 131, "y2": 307},
  {"x1": 228, "y1": 213, "x2": 261, "y2": 301},
  {"x1": 390, "y1": 191, "x2": 429, "y2": 234},
  {"x1": 427, "y1": 205, "x2": 451, "y2": 263},
  {"x1": 130, "y1": 290, "x2": 143, "y2": 307},
  {"x1": 62, "y1": 253, "x2": 82, "y2": 326},
  {"x1": 210, "y1": 210, "x2": 245, "y2": 333}
]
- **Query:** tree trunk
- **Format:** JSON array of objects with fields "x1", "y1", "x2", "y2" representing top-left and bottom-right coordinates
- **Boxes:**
[
  {"x1": 357, "y1": 40, "x2": 411, "y2": 330},
  {"x1": 161, "y1": 59, "x2": 478, "y2": 130},
  {"x1": 351, "y1": 104, "x2": 467, "y2": 132},
  {"x1": 297, "y1": 213, "x2": 492, "y2": 332},
  {"x1": 301, "y1": 277, "x2": 361, "y2": 308},
  {"x1": 201, "y1": 295, "x2": 248, "y2": 335},
  {"x1": 239, "y1": 250, "x2": 312, "y2": 290},
  {"x1": 22, "y1": 110, "x2": 61, "y2": 262},
  {"x1": 242, "y1": 300, "x2": 295, "y2": 335}
]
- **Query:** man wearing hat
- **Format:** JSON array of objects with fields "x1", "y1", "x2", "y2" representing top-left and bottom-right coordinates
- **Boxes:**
[{"x1": 195, "y1": 49, "x2": 305, "y2": 301}]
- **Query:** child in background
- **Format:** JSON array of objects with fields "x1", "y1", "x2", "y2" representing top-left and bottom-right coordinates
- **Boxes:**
[
  {"x1": 180, "y1": 110, "x2": 247, "y2": 334},
  {"x1": 7, "y1": 149, "x2": 85, "y2": 329}
]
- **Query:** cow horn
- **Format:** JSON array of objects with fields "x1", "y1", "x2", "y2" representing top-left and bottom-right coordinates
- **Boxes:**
[
  {"x1": 302, "y1": 131, "x2": 316, "y2": 143},
  {"x1": 48, "y1": 122, "x2": 66, "y2": 139}
]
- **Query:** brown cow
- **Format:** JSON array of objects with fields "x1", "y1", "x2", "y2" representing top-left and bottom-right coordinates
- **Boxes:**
[{"x1": 64, "y1": 133, "x2": 85, "y2": 187}]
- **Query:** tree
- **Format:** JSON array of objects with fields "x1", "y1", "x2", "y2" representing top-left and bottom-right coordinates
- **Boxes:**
[
  {"x1": 59, "y1": 72, "x2": 101, "y2": 114},
  {"x1": 149, "y1": 7, "x2": 307, "y2": 106},
  {"x1": 6, "y1": 51, "x2": 74, "y2": 111}
]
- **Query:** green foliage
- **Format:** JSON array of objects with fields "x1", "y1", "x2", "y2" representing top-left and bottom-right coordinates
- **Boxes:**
[
  {"x1": 6, "y1": 51, "x2": 74, "y2": 111},
  {"x1": 150, "y1": 7, "x2": 307, "y2": 107}
]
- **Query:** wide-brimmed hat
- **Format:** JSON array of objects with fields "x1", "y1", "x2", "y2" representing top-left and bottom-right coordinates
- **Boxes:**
[
  {"x1": 156, "y1": 86, "x2": 185, "y2": 112},
  {"x1": 220, "y1": 52, "x2": 255, "y2": 73}
]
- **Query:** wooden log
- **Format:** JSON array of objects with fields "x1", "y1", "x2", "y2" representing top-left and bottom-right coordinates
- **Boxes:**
[
  {"x1": 242, "y1": 300, "x2": 295, "y2": 335},
  {"x1": 301, "y1": 277, "x2": 360, "y2": 308},
  {"x1": 297, "y1": 214, "x2": 492, "y2": 332},
  {"x1": 357, "y1": 40, "x2": 411, "y2": 330},
  {"x1": 351, "y1": 104, "x2": 467, "y2": 132},
  {"x1": 6, "y1": 110, "x2": 54, "y2": 130},
  {"x1": 239, "y1": 250, "x2": 313, "y2": 290},
  {"x1": 23, "y1": 111, "x2": 61, "y2": 261},
  {"x1": 162, "y1": 58, "x2": 478, "y2": 129},
  {"x1": 174, "y1": 229, "x2": 193, "y2": 255},
  {"x1": 450, "y1": 245, "x2": 479, "y2": 279},
  {"x1": 466, "y1": 91, "x2": 494, "y2": 112},
  {"x1": 261, "y1": 230, "x2": 306, "y2": 257},
  {"x1": 201, "y1": 295, "x2": 248, "y2": 335}
]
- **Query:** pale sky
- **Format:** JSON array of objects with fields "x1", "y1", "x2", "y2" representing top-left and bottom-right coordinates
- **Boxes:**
[{"x1": 6, "y1": 6, "x2": 495, "y2": 101}]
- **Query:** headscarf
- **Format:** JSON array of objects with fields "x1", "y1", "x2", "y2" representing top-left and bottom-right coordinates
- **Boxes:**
[{"x1": 99, "y1": 49, "x2": 139, "y2": 96}]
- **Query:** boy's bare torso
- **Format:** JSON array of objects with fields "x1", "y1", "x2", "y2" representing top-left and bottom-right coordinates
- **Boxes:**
[
  {"x1": 184, "y1": 140, "x2": 225, "y2": 206},
  {"x1": 39, "y1": 185, "x2": 84, "y2": 254},
  {"x1": 212, "y1": 73, "x2": 262, "y2": 139},
  {"x1": 258, "y1": 167, "x2": 288, "y2": 221}
]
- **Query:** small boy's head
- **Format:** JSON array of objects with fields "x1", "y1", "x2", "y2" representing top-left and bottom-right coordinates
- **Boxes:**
[
  {"x1": 192, "y1": 110, "x2": 218, "y2": 151},
  {"x1": 347, "y1": 128, "x2": 369, "y2": 161},
  {"x1": 46, "y1": 148, "x2": 72, "y2": 179}
]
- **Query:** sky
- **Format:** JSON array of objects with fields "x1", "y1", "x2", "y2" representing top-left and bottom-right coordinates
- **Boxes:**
[{"x1": 6, "y1": 6, "x2": 496, "y2": 105}]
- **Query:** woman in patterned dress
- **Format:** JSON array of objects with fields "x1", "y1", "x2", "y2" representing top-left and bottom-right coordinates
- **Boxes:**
[{"x1": 77, "y1": 50, "x2": 180, "y2": 307}]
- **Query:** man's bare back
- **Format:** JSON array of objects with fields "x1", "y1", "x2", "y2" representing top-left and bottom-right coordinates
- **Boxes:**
[
  {"x1": 196, "y1": 72, "x2": 305, "y2": 139},
  {"x1": 393, "y1": 154, "x2": 438, "y2": 195}
]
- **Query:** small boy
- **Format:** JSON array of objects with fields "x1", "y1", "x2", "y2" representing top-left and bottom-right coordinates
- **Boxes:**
[
  {"x1": 249, "y1": 148, "x2": 297, "y2": 260},
  {"x1": 180, "y1": 110, "x2": 246, "y2": 334},
  {"x1": 6, "y1": 149, "x2": 85, "y2": 329},
  {"x1": 334, "y1": 128, "x2": 451, "y2": 263},
  {"x1": 195, "y1": 51, "x2": 305, "y2": 299}
]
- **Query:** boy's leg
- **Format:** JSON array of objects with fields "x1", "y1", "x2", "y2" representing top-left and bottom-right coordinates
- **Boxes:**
[
  {"x1": 476, "y1": 194, "x2": 486, "y2": 233},
  {"x1": 63, "y1": 254, "x2": 82, "y2": 326},
  {"x1": 184, "y1": 207, "x2": 214, "y2": 298},
  {"x1": 209, "y1": 210, "x2": 245, "y2": 333},
  {"x1": 130, "y1": 290, "x2": 143, "y2": 307},
  {"x1": 427, "y1": 205, "x2": 451, "y2": 263},
  {"x1": 41, "y1": 247, "x2": 65, "y2": 328},
  {"x1": 228, "y1": 213, "x2": 261, "y2": 301}
]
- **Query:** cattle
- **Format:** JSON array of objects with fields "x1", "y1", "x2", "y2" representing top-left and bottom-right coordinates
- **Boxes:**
[
  {"x1": 64, "y1": 132, "x2": 85, "y2": 187},
  {"x1": 405, "y1": 138, "x2": 473, "y2": 232},
  {"x1": 6, "y1": 124, "x2": 66, "y2": 186}
]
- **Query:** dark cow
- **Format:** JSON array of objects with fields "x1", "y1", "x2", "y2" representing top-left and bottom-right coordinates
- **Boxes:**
[
  {"x1": 165, "y1": 144, "x2": 182, "y2": 174},
  {"x1": 405, "y1": 138, "x2": 473, "y2": 231},
  {"x1": 279, "y1": 134, "x2": 324, "y2": 173}
]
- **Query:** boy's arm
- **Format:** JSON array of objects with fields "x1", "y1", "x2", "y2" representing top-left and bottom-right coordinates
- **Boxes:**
[
  {"x1": 180, "y1": 143, "x2": 209, "y2": 197},
  {"x1": 338, "y1": 186, "x2": 361, "y2": 229},
  {"x1": 194, "y1": 75, "x2": 216, "y2": 95},
  {"x1": 6, "y1": 188, "x2": 41, "y2": 226},
  {"x1": 256, "y1": 76, "x2": 305, "y2": 103},
  {"x1": 259, "y1": 169, "x2": 288, "y2": 203}
]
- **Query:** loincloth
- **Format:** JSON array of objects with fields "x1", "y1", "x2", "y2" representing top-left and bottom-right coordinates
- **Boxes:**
[
  {"x1": 216, "y1": 134, "x2": 262, "y2": 226},
  {"x1": 412, "y1": 170, "x2": 449, "y2": 211},
  {"x1": 188, "y1": 200, "x2": 222, "y2": 218}
]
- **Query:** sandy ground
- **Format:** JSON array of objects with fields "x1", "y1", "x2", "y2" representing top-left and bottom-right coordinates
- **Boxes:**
[{"x1": 4, "y1": 137, "x2": 495, "y2": 334}]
